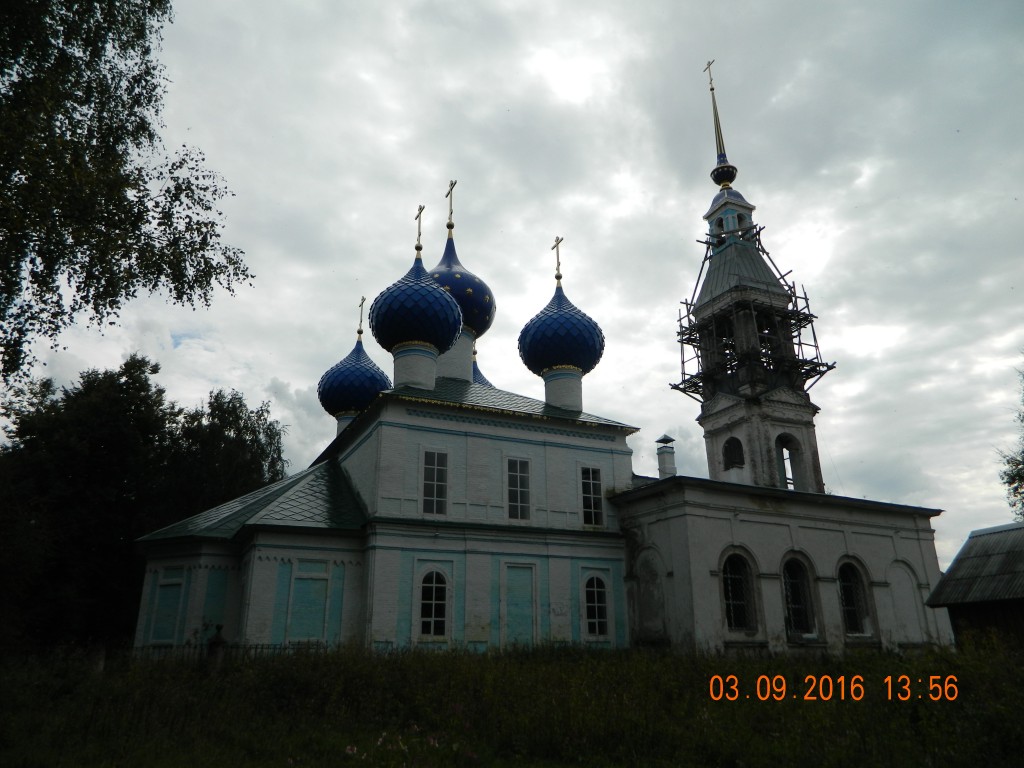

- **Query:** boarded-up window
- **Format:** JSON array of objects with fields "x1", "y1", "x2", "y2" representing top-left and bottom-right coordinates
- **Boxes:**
[
  {"x1": 289, "y1": 561, "x2": 328, "y2": 641},
  {"x1": 151, "y1": 567, "x2": 185, "y2": 644}
]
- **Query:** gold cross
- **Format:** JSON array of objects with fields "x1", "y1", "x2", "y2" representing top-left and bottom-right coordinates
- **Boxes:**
[
  {"x1": 446, "y1": 179, "x2": 457, "y2": 223},
  {"x1": 551, "y1": 236, "x2": 564, "y2": 279},
  {"x1": 704, "y1": 59, "x2": 715, "y2": 88},
  {"x1": 414, "y1": 204, "x2": 425, "y2": 248},
  {"x1": 358, "y1": 296, "x2": 366, "y2": 334}
]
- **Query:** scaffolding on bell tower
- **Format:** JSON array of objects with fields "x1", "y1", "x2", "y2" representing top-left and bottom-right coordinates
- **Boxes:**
[{"x1": 671, "y1": 226, "x2": 835, "y2": 403}]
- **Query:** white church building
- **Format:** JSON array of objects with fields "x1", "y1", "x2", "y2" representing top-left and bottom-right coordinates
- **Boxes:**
[{"x1": 134, "y1": 79, "x2": 953, "y2": 654}]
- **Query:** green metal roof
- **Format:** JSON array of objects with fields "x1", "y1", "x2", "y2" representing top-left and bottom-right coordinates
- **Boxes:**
[
  {"x1": 389, "y1": 377, "x2": 637, "y2": 432},
  {"x1": 694, "y1": 239, "x2": 790, "y2": 309},
  {"x1": 927, "y1": 522, "x2": 1024, "y2": 607},
  {"x1": 140, "y1": 461, "x2": 368, "y2": 543}
]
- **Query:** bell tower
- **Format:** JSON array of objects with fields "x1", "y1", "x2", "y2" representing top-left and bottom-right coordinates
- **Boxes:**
[{"x1": 673, "y1": 63, "x2": 835, "y2": 492}]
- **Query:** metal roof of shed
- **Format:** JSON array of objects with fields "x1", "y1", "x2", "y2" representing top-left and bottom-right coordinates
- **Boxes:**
[{"x1": 927, "y1": 522, "x2": 1024, "y2": 606}]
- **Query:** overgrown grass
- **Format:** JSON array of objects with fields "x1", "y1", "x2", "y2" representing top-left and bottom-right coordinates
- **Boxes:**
[{"x1": 2, "y1": 637, "x2": 1021, "y2": 767}]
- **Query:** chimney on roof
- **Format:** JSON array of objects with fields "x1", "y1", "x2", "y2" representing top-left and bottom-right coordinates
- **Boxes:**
[{"x1": 656, "y1": 434, "x2": 677, "y2": 479}]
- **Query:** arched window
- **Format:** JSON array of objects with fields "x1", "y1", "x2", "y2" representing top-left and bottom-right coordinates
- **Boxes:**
[
  {"x1": 782, "y1": 559, "x2": 815, "y2": 637},
  {"x1": 723, "y1": 437, "x2": 745, "y2": 470},
  {"x1": 715, "y1": 216, "x2": 724, "y2": 232},
  {"x1": 722, "y1": 554, "x2": 756, "y2": 631},
  {"x1": 775, "y1": 434, "x2": 802, "y2": 490},
  {"x1": 584, "y1": 576, "x2": 608, "y2": 637},
  {"x1": 420, "y1": 571, "x2": 447, "y2": 637},
  {"x1": 838, "y1": 563, "x2": 871, "y2": 636}
]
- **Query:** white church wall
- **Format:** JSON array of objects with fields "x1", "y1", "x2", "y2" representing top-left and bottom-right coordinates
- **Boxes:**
[
  {"x1": 135, "y1": 547, "x2": 238, "y2": 649},
  {"x1": 234, "y1": 533, "x2": 364, "y2": 647},
  {"x1": 615, "y1": 478, "x2": 954, "y2": 653},
  {"x1": 363, "y1": 521, "x2": 626, "y2": 649},
  {"x1": 354, "y1": 399, "x2": 632, "y2": 532}
]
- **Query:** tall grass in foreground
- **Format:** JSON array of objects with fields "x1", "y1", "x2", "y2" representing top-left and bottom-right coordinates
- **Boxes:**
[{"x1": 1, "y1": 638, "x2": 1021, "y2": 767}]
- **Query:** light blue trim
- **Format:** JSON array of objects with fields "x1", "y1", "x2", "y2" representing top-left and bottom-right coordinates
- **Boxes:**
[
  {"x1": 611, "y1": 559, "x2": 627, "y2": 647},
  {"x1": 368, "y1": 541, "x2": 623, "y2": 562},
  {"x1": 142, "y1": 574, "x2": 159, "y2": 642},
  {"x1": 542, "y1": 369, "x2": 583, "y2": 384},
  {"x1": 490, "y1": 557, "x2": 501, "y2": 646},
  {"x1": 394, "y1": 344, "x2": 439, "y2": 361},
  {"x1": 172, "y1": 569, "x2": 192, "y2": 645},
  {"x1": 203, "y1": 569, "x2": 228, "y2": 639},
  {"x1": 570, "y1": 565, "x2": 581, "y2": 644},
  {"x1": 271, "y1": 562, "x2": 292, "y2": 645},
  {"x1": 251, "y1": 543, "x2": 361, "y2": 553},
  {"x1": 395, "y1": 551, "x2": 415, "y2": 646},
  {"x1": 327, "y1": 563, "x2": 345, "y2": 644},
  {"x1": 400, "y1": 412, "x2": 625, "y2": 445}
]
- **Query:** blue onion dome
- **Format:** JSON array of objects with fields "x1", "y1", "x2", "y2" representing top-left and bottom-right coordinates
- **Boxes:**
[
  {"x1": 518, "y1": 282, "x2": 605, "y2": 376},
  {"x1": 429, "y1": 230, "x2": 496, "y2": 338},
  {"x1": 472, "y1": 345, "x2": 494, "y2": 387},
  {"x1": 317, "y1": 332, "x2": 392, "y2": 416},
  {"x1": 369, "y1": 251, "x2": 462, "y2": 354}
]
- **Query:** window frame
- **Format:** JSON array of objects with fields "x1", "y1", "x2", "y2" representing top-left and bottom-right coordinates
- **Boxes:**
[
  {"x1": 581, "y1": 466, "x2": 604, "y2": 527},
  {"x1": 507, "y1": 457, "x2": 531, "y2": 520},
  {"x1": 418, "y1": 569, "x2": 449, "y2": 640},
  {"x1": 782, "y1": 557, "x2": 817, "y2": 640},
  {"x1": 422, "y1": 449, "x2": 448, "y2": 516},
  {"x1": 583, "y1": 574, "x2": 610, "y2": 638},
  {"x1": 838, "y1": 562, "x2": 873, "y2": 638},
  {"x1": 721, "y1": 553, "x2": 757, "y2": 632},
  {"x1": 723, "y1": 437, "x2": 745, "y2": 470}
]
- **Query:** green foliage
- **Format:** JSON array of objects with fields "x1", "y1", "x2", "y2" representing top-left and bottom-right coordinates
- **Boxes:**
[
  {"x1": 1001, "y1": 370, "x2": 1024, "y2": 520},
  {"x1": 0, "y1": 0, "x2": 250, "y2": 381},
  {"x1": 1, "y1": 644, "x2": 1022, "y2": 768},
  {"x1": 0, "y1": 354, "x2": 286, "y2": 647}
]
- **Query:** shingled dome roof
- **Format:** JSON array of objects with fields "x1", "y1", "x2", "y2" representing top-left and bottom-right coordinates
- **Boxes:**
[
  {"x1": 519, "y1": 284, "x2": 605, "y2": 376},
  {"x1": 369, "y1": 255, "x2": 462, "y2": 353},
  {"x1": 430, "y1": 236, "x2": 496, "y2": 338},
  {"x1": 317, "y1": 335, "x2": 392, "y2": 416}
]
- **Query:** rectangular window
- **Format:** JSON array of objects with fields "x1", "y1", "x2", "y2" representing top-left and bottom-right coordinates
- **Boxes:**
[
  {"x1": 508, "y1": 458, "x2": 530, "y2": 520},
  {"x1": 581, "y1": 467, "x2": 603, "y2": 526},
  {"x1": 584, "y1": 576, "x2": 609, "y2": 637},
  {"x1": 423, "y1": 451, "x2": 448, "y2": 515}
]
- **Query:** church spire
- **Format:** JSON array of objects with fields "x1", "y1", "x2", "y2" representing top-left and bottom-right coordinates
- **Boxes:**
[
  {"x1": 705, "y1": 60, "x2": 738, "y2": 189},
  {"x1": 673, "y1": 64, "x2": 835, "y2": 494}
]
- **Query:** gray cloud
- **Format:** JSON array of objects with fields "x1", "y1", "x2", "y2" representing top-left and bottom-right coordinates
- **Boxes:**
[{"x1": 31, "y1": 0, "x2": 1024, "y2": 567}]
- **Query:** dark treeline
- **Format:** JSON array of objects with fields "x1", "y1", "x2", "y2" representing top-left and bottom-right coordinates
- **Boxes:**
[{"x1": 0, "y1": 354, "x2": 286, "y2": 648}]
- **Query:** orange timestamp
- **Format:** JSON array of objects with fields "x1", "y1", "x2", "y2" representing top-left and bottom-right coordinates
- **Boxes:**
[{"x1": 708, "y1": 674, "x2": 958, "y2": 702}]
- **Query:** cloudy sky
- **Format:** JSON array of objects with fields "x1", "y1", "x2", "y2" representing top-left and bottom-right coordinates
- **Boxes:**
[{"x1": 30, "y1": 0, "x2": 1024, "y2": 566}]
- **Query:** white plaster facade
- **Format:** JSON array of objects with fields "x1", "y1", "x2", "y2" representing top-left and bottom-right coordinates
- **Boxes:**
[{"x1": 612, "y1": 475, "x2": 952, "y2": 652}]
